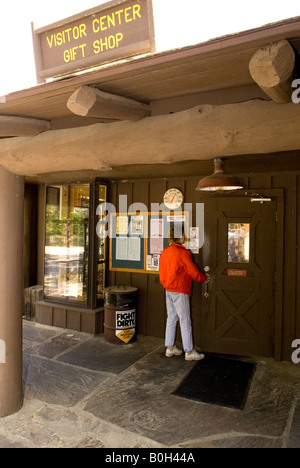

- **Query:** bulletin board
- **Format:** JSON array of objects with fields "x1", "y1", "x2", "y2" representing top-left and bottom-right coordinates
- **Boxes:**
[
  {"x1": 109, "y1": 213, "x2": 146, "y2": 272},
  {"x1": 109, "y1": 212, "x2": 190, "y2": 274}
]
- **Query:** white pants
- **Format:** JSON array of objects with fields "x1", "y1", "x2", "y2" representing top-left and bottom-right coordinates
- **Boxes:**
[{"x1": 165, "y1": 291, "x2": 193, "y2": 352}]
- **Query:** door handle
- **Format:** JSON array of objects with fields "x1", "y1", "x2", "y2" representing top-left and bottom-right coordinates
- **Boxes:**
[{"x1": 204, "y1": 266, "x2": 210, "y2": 298}]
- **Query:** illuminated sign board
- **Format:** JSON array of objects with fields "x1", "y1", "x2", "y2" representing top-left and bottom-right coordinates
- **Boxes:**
[{"x1": 33, "y1": 0, "x2": 155, "y2": 80}]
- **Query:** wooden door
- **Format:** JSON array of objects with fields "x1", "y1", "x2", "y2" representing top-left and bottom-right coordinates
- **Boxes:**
[{"x1": 201, "y1": 195, "x2": 278, "y2": 357}]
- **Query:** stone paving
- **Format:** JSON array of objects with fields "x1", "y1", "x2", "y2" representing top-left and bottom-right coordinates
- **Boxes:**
[{"x1": 0, "y1": 321, "x2": 299, "y2": 448}]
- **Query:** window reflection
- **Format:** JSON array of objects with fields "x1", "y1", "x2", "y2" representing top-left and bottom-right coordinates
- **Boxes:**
[
  {"x1": 228, "y1": 223, "x2": 250, "y2": 263},
  {"x1": 97, "y1": 185, "x2": 107, "y2": 301},
  {"x1": 44, "y1": 184, "x2": 90, "y2": 303}
]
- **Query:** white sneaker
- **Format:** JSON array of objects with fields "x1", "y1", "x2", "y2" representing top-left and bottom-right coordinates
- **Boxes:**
[
  {"x1": 165, "y1": 345, "x2": 183, "y2": 357},
  {"x1": 185, "y1": 349, "x2": 205, "y2": 361}
]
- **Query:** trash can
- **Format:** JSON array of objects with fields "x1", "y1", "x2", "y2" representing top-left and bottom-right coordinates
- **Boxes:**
[{"x1": 104, "y1": 286, "x2": 138, "y2": 345}]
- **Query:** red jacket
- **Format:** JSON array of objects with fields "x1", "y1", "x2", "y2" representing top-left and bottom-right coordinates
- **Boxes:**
[{"x1": 159, "y1": 243, "x2": 207, "y2": 295}]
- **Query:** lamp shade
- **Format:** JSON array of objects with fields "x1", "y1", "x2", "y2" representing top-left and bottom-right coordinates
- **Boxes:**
[{"x1": 196, "y1": 159, "x2": 243, "y2": 192}]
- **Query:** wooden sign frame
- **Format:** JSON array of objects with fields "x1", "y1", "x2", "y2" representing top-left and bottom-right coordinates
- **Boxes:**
[{"x1": 32, "y1": 0, "x2": 156, "y2": 81}]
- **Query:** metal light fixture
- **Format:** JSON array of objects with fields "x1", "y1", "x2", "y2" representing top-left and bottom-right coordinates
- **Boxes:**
[{"x1": 196, "y1": 158, "x2": 243, "y2": 192}]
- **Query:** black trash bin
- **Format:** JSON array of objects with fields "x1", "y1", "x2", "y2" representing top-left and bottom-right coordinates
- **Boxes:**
[{"x1": 104, "y1": 286, "x2": 138, "y2": 344}]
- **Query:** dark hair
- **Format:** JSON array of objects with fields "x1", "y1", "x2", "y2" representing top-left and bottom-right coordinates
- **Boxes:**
[{"x1": 168, "y1": 225, "x2": 187, "y2": 244}]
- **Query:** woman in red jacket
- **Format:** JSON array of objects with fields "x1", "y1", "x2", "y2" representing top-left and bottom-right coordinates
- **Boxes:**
[{"x1": 159, "y1": 226, "x2": 209, "y2": 361}]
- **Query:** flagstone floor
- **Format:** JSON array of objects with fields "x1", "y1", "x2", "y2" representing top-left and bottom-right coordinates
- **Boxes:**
[{"x1": 0, "y1": 320, "x2": 299, "y2": 448}]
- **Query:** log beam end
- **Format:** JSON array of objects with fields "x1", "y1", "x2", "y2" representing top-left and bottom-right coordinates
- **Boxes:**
[
  {"x1": 249, "y1": 40, "x2": 297, "y2": 103},
  {"x1": 67, "y1": 86, "x2": 151, "y2": 121}
]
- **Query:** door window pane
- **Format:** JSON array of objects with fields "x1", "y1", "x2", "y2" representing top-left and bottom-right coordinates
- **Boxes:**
[
  {"x1": 44, "y1": 184, "x2": 90, "y2": 303},
  {"x1": 228, "y1": 223, "x2": 250, "y2": 263}
]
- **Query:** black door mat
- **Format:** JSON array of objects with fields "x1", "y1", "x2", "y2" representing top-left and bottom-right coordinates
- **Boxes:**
[{"x1": 172, "y1": 354, "x2": 256, "y2": 410}]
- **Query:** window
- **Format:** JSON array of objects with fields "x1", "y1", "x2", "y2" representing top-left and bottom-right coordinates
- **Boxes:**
[
  {"x1": 44, "y1": 181, "x2": 107, "y2": 307},
  {"x1": 228, "y1": 223, "x2": 250, "y2": 263},
  {"x1": 96, "y1": 184, "x2": 107, "y2": 302}
]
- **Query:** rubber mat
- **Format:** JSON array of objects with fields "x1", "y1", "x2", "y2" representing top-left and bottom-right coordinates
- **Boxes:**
[{"x1": 172, "y1": 354, "x2": 256, "y2": 410}]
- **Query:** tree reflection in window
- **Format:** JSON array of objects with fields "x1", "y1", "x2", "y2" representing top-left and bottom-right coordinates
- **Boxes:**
[
  {"x1": 44, "y1": 184, "x2": 90, "y2": 303},
  {"x1": 228, "y1": 223, "x2": 250, "y2": 263}
]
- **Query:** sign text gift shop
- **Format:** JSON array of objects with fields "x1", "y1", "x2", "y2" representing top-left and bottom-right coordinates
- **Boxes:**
[{"x1": 33, "y1": 0, "x2": 155, "y2": 79}]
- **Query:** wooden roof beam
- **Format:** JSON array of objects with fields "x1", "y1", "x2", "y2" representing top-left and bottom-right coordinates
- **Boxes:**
[
  {"x1": 1, "y1": 99, "x2": 300, "y2": 176},
  {"x1": 249, "y1": 40, "x2": 297, "y2": 103},
  {"x1": 67, "y1": 86, "x2": 151, "y2": 121},
  {"x1": 0, "y1": 115, "x2": 51, "y2": 137}
]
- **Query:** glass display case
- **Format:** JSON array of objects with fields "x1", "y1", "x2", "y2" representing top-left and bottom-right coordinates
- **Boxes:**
[
  {"x1": 44, "y1": 180, "x2": 107, "y2": 307},
  {"x1": 96, "y1": 184, "x2": 107, "y2": 302}
]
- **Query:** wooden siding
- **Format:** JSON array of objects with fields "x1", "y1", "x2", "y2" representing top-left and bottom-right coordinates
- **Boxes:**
[
  {"x1": 109, "y1": 172, "x2": 300, "y2": 361},
  {"x1": 23, "y1": 184, "x2": 38, "y2": 288},
  {"x1": 32, "y1": 164, "x2": 300, "y2": 361}
]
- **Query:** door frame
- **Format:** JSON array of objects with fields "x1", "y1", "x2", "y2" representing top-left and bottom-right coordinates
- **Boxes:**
[{"x1": 202, "y1": 188, "x2": 284, "y2": 360}]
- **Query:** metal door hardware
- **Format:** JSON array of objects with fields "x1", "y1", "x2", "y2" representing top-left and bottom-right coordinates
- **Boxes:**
[{"x1": 251, "y1": 198, "x2": 272, "y2": 203}]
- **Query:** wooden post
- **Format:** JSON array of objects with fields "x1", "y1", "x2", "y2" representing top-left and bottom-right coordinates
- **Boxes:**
[
  {"x1": 67, "y1": 86, "x2": 151, "y2": 121},
  {"x1": 31, "y1": 22, "x2": 45, "y2": 85},
  {"x1": 0, "y1": 167, "x2": 24, "y2": 417},
  {"x1": 249, "y1": 40, "x2": 297, "y2": 103}
]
